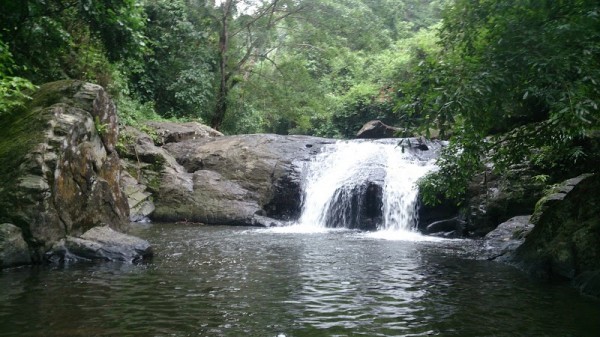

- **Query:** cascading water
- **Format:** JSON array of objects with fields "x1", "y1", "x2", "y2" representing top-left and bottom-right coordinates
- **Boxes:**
[{"x1": 294, "y1": 138, "x2": 439, "y2": 232}]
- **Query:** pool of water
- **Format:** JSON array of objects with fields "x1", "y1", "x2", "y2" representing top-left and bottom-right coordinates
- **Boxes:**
[{"x1": 1, "y1": 223, "x2": 599, "y2": 337}]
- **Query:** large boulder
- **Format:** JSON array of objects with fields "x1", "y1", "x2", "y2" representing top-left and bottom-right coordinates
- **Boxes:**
[
  {"x1": 479, "y1": 215, "x2": 534, "y2": 261},
  {"x1": 356, "y1": 120, "x2": 400, "y2": 139},
  {"x1": 513, "y1": 174, "x2": 600, "y2": 298},
  {"x1": 0, "y1": 223, "x2": 32, "y2": 268},
  {"x1": 47, "y1": 225, "x2": 152, "y2": 263},
  {"x1": 0, "y1": 80, "x2": 138, "y2": 262},
  {"x1": 464, "y1": 163, "x2": 547, "y2": 236},
  {"x1": 322, "y1": 180, "x2": 383, "y2": 230},
  {"x1": 117, "y1": 125, "x2": 211, "y2": 222},
  {"x1": 153, "y1": 134, "x2": 333, "y2": 225}
]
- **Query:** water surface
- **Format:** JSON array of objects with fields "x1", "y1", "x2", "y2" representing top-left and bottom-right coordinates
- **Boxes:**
[{"x1": 1, "y1": 224, "x2": 599, "y2": 337}]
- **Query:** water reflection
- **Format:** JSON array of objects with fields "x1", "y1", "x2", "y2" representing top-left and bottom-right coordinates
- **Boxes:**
[{"x1": 0, "y1": 224, "x2": 599, "y2": 337}]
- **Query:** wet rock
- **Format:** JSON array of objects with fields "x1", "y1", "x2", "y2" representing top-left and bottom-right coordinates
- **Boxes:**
[
  {"x1": 120, "y1": 170, "x2": 154, "y2": 222},
  {"x1": 356, "y1": 120, "x2": 400, "y2": 139},
  {"x1": 323, "y1": 180, "x2": 383, "y2": 230},
  {"x1": 513, "y1": 174, "x2": 600, "y2": 298},
  {"x1": 0, "y1": 80, "x2": 130, "y2": 260},
  {"x1": 464, "y1": 163, "x2": 546, "y2": 236},
  {"x1": 47, "y1": 226, "x2": 152, "y2": 263},
  {"x1": 480, "y1": 215, "x2": 533, "y2": 261},
  {"x1": 251, "y1": 215, "x2": 287, "y2": 227},
  {"x1": 0, "y1": 224, "x2": 31, "y2": 268},
  {"x1": 424, "y1": 217, "x2": 466, "y2": 237},
  {"x1": 154, "y1": 134, "x2": 333, "y2": 225}
]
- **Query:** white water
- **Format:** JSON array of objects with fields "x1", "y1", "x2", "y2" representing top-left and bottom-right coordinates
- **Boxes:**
[{"x1": 284, "y1": 139, "x2": 438, "y2": 235}]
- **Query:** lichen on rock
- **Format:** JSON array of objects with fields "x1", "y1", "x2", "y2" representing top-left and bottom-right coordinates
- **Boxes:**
[{"x1": 0, "y1": 80, "x2": 139, "y2": 263}]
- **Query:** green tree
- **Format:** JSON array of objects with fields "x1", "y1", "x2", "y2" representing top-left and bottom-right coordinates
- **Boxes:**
[
  {"x1": 0, "y1": 39, "x2": 36, "y2": 116},
  {"x1": 130, "y1": 0, "x2": 215, "y2": 119},
  {"x1": 409, "y1": 0, "x2": 600, "y2": 204},
  {"x1": 0, "y1": 0, "x2": 146, "y2": 84}
]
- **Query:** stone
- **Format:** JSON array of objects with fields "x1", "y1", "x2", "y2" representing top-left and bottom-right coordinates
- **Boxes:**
[
  {"x1": 47, "y1": 226, "x2": 153, "y2": 263},
  {"x1": 0, "y1": 80, "x2": 142, "y2": 263},
  {"x1": 513, "y1": 173, "x2": 600, "y2": 298},
  {"x1": 464, "y1": 163, "x2": 547, "y2": 236},
  {"x1": 153, "y1": 134, "x2": 334, "y2": 225},
  {"x1": 120, "y1": 170, "x2": 155, "y2": 222},
  {"x1": 0, "y1": 224, "x2": 31, "y2": 268},
  {"x1": 356, "y1": 120, "x2": 400, "y2": 139},
  {"x1": 145, "y1": 121, "x2": 223, "y2": 145},
  {"x1": 479, "y1": 215, "x2": 534, "y2": 261},
  {"x1": 424, "y1": 217, "x2": 466, "y2": 236},
  {"x1": 322, "y1": 180, "x2": 383, "y2": 230}
]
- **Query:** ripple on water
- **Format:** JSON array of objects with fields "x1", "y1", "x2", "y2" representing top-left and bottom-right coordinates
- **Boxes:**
[{"x1": 0, "y1": 224, "x2": 599, "y2": 337}]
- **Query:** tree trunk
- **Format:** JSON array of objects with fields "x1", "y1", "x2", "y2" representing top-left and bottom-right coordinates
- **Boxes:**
[{"x1": 210, "y1": 0, "x2": 232, "y2": 130}]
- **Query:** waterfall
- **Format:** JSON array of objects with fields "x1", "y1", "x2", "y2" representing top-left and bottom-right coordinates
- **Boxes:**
[{"x1": 295, "y1": 139, "x2": 438, "y2": 232}]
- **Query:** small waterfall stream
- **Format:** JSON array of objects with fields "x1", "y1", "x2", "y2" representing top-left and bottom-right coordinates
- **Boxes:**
[{"x1": 295, "y1": 139, "x2": 438, "y2": 232}]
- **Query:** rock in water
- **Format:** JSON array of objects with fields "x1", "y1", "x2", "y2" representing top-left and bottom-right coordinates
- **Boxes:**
[
  {"x1": 0, "y1": 80, "x2": 137, "y2": 262},
  {"x1": 47, "y1": 226, "x2": 153, "y2": 263},
  {"x1": 0, "y1": 223, "x2": 32, "y2": 268},
  {"x1": 480, "y1": 215, "x2": 534, "y2": 261},
  {"x1": 513, "y1": 174, "x2": 600, "y2": 298}
]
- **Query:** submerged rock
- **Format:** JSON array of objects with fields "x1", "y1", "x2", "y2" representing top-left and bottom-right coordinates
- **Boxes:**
[
  {"x1": 424, "y1": 217, "x2": 467, "y2": 238},
  {"x1": 0, "y1": 223, "x2": 32, "y2": 268},
  {"x1": 47, "y1": 226, "x2": 152, "y2": 263}
]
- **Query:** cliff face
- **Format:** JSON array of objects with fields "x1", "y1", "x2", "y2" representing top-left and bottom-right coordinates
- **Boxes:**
[{"x1": 0, "y1": 80, "x2": 133, "y2": 262}]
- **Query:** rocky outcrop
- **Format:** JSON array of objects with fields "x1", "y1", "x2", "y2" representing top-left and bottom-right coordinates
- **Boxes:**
[
  {"x1": 145, "y1": 121, "x2": 223, "y2": 145},
  {"x1": 512, "y1": 174, "x2": 600, "y2": 298},
  {"x1": 463, "y1": 164, "x2": 547, "y2": 236},
  {"x1": 47, "y1": 226, "x2": 153, "y2": 263},
  {"x1": 117, "y1": 125, "x2": 217, "y2": 223},
  {"x1": 0, "y1": 223, "x2": 32, "y2": 268},
  {"x1": 479, "y1": 215, "x2": 534, "y2": 261},
  {"x1": 417, "y1": 161, "x2": 547, "y2": 238},
  {"x1": 120, "y1": 170, "x2": 155, "y2": 222},
  {"x1": 0, "y1": 80, "x2": 150, "y2": 264},
  {"x1": 356, "y1": 120, "x2": 400, "y2": 139},
  {"x1": 152, "y1": 134, "x2": 333, "y2": 225}
]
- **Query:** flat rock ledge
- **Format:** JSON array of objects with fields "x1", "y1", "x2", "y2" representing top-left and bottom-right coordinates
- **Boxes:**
[{"x1": 47, "y1": 226, "x2": 153, "y2": 263}]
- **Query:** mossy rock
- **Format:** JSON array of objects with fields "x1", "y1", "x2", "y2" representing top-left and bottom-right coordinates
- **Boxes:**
[
  {"x1": 0, "y1": 80, "x2": 129, "y2": 260},
  {"x1": 514, "y1": 173, "x2": 600, "y2": 297}
]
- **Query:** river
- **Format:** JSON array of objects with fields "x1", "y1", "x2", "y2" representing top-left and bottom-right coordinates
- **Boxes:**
[
  {"x1": 1, "y1": 223, "x2": 600, "y2": 337},
  {"x1": 2, "y1": 139, "x2": 600, "y2": 336}
]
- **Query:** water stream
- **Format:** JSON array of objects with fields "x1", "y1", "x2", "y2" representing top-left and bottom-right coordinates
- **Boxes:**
[{"x1": 294, "y1": 139, "x2": 437, "y2": 233}]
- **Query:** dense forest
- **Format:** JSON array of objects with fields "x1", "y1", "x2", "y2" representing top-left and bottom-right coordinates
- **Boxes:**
[{"x1": 1, "y1": 0, "x2": 599, "y2": 203}]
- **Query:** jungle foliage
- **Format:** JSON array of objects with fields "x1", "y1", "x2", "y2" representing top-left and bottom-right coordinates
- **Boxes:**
[
  {"x1": 407, "y1": 0, "x2": 600, "y2": 204},
  {"x1": 2, "y1": 0, "x2": 598, "y2": 205},
  {"x1": 0, "y1": 0, "x2": 448, "y2": 132}
]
